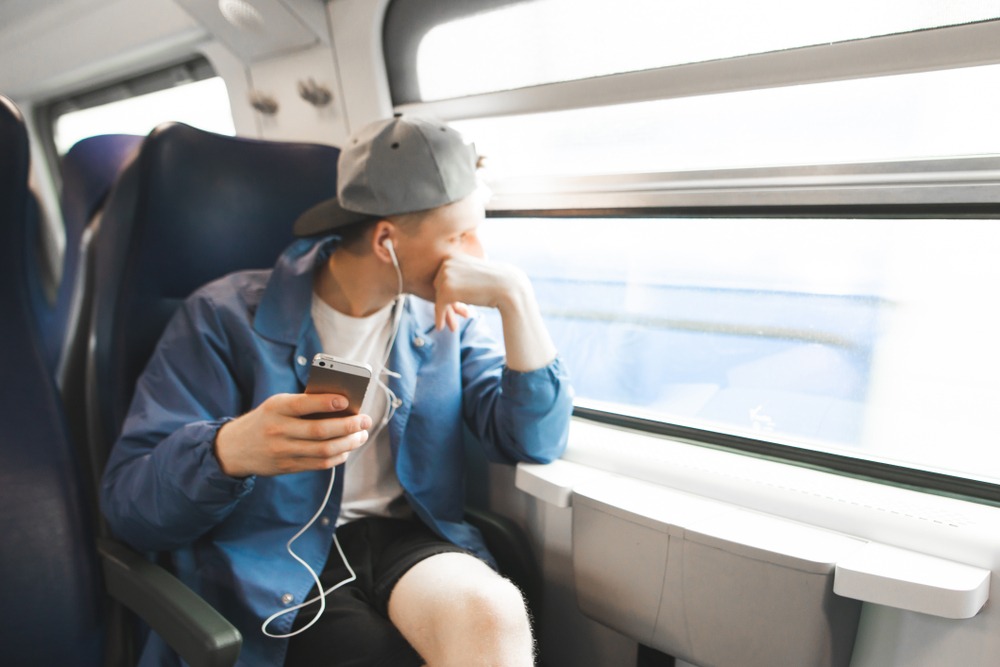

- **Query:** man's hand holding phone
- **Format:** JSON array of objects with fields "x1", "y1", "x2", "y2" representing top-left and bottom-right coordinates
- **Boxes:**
[{"x1": 214, "y1": 355, "x2": 374, "y2": 478}]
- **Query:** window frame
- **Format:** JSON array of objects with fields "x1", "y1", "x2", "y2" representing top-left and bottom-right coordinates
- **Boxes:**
[
  {"x1": 384, "y1": 3, "x2": 1000, "y2": 504},
  {"x1": 383, "y1": 0, "x2": 527, "y2": 105},
  {"x1": 574, "y1": 404, "x2": 1000, "y2": 505},
  {"x1": 33, "y1": 56, "x2": 218, "y2": 190},
  {"x1": 388, "y1": 9, "x2": 1000, "y2": 116}
]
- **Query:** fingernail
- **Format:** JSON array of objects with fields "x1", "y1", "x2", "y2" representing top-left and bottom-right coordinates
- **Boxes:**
[
  {"x1": 357, "y1": 430, "x2": 369, "y2": 446},
  {"x1": 332, "y1": 397, "x2": 348, "y2": 409}
]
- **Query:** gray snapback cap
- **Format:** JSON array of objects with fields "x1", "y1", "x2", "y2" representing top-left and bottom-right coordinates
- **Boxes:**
[{"x1": 293, "y1": 114, "x2": 479, "y2": 237}]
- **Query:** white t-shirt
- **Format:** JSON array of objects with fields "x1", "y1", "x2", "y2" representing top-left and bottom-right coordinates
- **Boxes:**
[{"x1": 310, "y1": 294, "x2": 410, "y2": 525}]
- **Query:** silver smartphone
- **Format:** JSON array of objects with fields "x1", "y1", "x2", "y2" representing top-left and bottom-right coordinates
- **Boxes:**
[{"x1": 304, "y1": 353, "x2": 373, "y2": 419}]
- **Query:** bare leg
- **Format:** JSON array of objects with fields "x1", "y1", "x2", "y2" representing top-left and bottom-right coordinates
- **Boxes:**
[{"x1": 387, "y1": 552, "x2": 534, "y2": 667}]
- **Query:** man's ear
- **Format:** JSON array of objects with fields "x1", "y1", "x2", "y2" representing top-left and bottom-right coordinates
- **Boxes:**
[{"x1": 372, "y1": 220, "x2": 396, "y2": 263}]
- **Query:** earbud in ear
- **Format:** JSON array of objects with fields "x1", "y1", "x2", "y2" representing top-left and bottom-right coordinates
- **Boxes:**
[{"x1": 384, "y1": 238, "x2": 400, "y2": 271}]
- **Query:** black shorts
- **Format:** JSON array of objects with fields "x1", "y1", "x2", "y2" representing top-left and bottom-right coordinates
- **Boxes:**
[{"x1": 283, "y1": 516, "x2": 473, "y2": 667}]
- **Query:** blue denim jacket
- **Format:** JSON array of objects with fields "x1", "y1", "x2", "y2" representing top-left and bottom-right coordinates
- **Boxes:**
[{"x1": 100, "y1": 236, "x2": 573, "y2": 667}]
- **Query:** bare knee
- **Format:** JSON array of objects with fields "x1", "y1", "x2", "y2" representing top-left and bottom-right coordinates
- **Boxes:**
[
  {"x1": 431, "y1": 576, "x2": 533, "y2": 666},
  {"x1": 456, "y1": 575, "x2": 532, "y2": 639},
  {"x1": 390, "y1": 554, "x2": 534, "y2": 667}
]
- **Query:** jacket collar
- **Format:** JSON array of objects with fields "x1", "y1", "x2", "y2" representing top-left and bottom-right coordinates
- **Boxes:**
[
  {"x1": 254, "y1": 234, "x2": 442, "y2": 346},
  {"x1": 254, "y1": 235, "x2": 337, "y2": 344},
  {"x1": 254, "y1": 236, "x2": 440, "y2": 394}
]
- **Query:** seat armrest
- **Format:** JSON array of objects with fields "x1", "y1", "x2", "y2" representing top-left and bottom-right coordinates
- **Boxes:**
[
  {"x1": 464, "y1": 506, "x2": 543, "y2": 609},
  {"x1": 97, "y1": 537, "x2": 242, "y2": 667}
]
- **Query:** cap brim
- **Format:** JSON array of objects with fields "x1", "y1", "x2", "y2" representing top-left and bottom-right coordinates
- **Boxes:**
[{"x1": 293, "y1": 197, "x2": 378, "y2": 237}]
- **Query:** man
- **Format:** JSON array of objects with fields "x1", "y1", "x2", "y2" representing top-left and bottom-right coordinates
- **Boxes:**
[{"x1": 100, "y1": 115, "x2": 573, "y2": 667}]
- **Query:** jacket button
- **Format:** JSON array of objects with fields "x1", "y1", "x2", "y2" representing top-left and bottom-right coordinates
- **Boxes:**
[
  {"x1": 281, "y1": 593, "x2": 294, "y2": 605},
  {"x1": 320, "y1": 516, "x2": 331, "y2": 527},
  {"x1": 413, "y1": 336, "x2": 425, "y2": 348},
  {"x1": 297, "y1": 355, "x2": 308, "y2": 366}
]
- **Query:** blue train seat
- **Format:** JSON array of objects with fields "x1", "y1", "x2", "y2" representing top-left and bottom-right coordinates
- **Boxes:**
[
  {"x1": 0, "y1": 95, "x2": 241, "y2": 667},
  {"x1": 55, "y1": 134, "x2": 142, "y2": 381},
  {"x1": 85, "y1": 122, "x2": 341, "y2": 474},
  {"x1": 0, "y1": 90, "x2": 108, "y2": 667},
  {"x1": 81, "y1": 122, "x2": 341, "y2": 664}
]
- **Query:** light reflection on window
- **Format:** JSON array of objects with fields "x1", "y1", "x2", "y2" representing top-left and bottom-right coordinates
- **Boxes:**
[
  {"x1": 478, "y1": 217, "x2": 1000, "y2": 485},
  {"x1": 417, "y1": 0, "x2": 999, "y2": 100}
]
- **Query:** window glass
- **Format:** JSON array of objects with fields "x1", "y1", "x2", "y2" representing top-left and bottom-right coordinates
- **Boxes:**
[
  {"x1": 52, "y1": 76, "x2": 234, "y2": 155},
  {"x1": 417, "y1": 0, "x2": 999, "y2": 100},
  {"x1": 453, "y1": 63, "x2": 1000, "y2": 179},
  {"x1": 477, "y1": 217, "x2": 1000, "y2": 485}
]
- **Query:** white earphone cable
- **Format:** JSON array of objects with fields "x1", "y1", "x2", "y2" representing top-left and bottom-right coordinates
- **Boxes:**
[
  {"x1": 260, "y1": 466, "x2": 355, "y2": 638},
  {"x1": 262, "y1": 254, "x2": 406, "y2": 638}
]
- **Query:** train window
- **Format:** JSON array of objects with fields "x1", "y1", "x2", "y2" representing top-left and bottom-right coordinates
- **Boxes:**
[
  {"x1": 387, "y1": 0, "x2": 1000, "y2": 103},
  {"x1": 477, "y1": 216, "x2": 1000, "y2": 486},
  {"x1": 451, "y1": 63, "x2": 1000, "y2": 179},
  {"x1": 47, "y1": 58, "x2": 234, "y2": 155},
  {"x1": 389, "y1": 1, "x2": 1000, "y2": 496}
]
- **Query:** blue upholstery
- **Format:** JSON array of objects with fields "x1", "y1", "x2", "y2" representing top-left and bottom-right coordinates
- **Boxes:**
[
  {"x1": 87, "y1": 121, "x2": 341, "y2": 476},
  {"x1": 52, "y1": 134, "x2": 142, "y2": 370},
  {"x1": 56, "y1": 136, "x2": 143, "y2": 482},
  {"x1": 0, "y1": 94, "x2": 106, "y2": 665},
  {"x1": 24, "y1": 191, "x2": 56, "y2": 364},
  {"x1": 2, "y1": 101, "x2": 242, "y2": 666},
  {"x1": 60, "y1": 134, "x2": 144, "y2": 254}
]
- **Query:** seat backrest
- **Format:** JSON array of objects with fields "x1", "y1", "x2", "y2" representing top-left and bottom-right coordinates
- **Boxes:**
[
  {"x1": 54, "y1": 134, "x2": 142, "y2": 370},
  {"x1": 60, "y1": 134, "x2": 144, "y2": 252},
  {"x1": 87, "y1": 122, "x2": 340, "y2": 477},
  {"x1": 0, "y1": 94, "x2": 106, "y2": 665}
]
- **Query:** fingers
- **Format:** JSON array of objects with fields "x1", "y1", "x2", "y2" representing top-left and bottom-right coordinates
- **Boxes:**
[
  {"x1": 286, "y1": 412, "x2": 372, "y2": 443},
  {"x1": 216, "y1": 394, "x2": 376, "y2": 478},
  {"x1": 435, "y1": 300, "x2": 457, "y2": 332},
  {"x1": 279, "y1": 392, "x2": 350, "y2": 418},
  {"x1": 291, "y1": 428, "x2": 370, "y2": 471},
  {"x1": 271, "y1": 411, "x2": 373, "y2": 473},
  {"x1": 433, "y1": 258, "x2": 470, "y2": 331},
  {"x1": 264, "y1": 392, "x2": 373, "y2": 459},
  {"x1": 435, "y1": 302, "x2": 466, "y2": 332}
]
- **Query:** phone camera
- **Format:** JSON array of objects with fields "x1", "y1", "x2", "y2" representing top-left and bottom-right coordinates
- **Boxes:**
[{"x1": 318, "y1": 361, "x2": 327, "y2": 367}]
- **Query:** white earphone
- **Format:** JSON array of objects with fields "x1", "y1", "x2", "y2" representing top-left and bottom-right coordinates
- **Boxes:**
[
  {"x1": 383, "y1": 238, "x2": 403, "y2": 296},
  {"x1": 383, "y1": 238, "x2": 398, "y2": 268}
]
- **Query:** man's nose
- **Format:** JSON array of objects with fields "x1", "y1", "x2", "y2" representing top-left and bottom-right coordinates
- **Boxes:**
[{"x1": 464, "y1": 233, "x2": 485, "y2": 259}]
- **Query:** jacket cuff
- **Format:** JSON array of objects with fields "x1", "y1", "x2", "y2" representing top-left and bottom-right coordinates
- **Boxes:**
[
  {"x1": 155, "y1": 418, "x2": 256, "y2": 502},
  {"x1": 501, "y1": 356, "x2": 572, "y2": 403}
]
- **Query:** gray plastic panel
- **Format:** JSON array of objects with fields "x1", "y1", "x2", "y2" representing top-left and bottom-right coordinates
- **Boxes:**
[{"x1": 572, "y1": 477, "x2": 863, "y2": 667}]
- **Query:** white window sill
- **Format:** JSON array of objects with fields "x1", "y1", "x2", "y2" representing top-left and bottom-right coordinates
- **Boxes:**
[{"x1": 516, "y1": 419, "x2": 993, "y2": 620}]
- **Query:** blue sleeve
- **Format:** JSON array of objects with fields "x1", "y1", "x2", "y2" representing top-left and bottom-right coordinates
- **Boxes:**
[
  {"x1": 100, "y1": 291, "x2": 255, "y2": 553},
  {"x1": 459, "y1": 312, "x2": 574, "y2": 464}
]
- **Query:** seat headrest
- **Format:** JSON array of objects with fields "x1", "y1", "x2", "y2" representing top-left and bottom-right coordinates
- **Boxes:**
[{"x1": 60, "y1": 134, "x2": 143, "y2": 240}]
